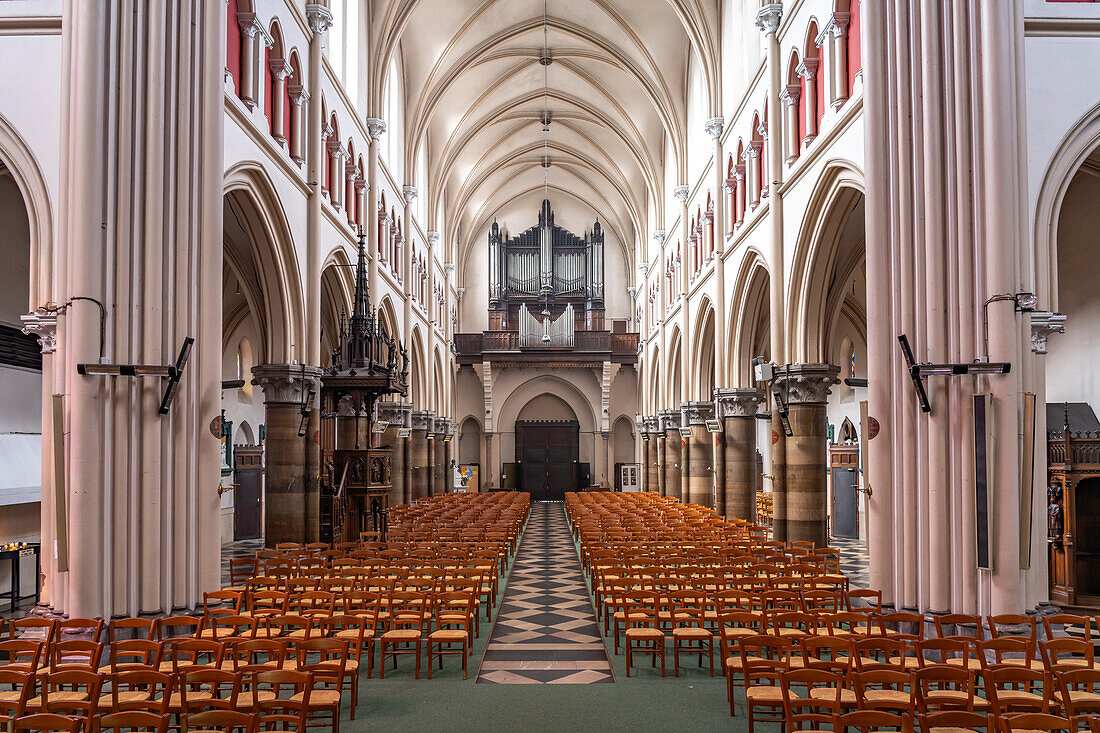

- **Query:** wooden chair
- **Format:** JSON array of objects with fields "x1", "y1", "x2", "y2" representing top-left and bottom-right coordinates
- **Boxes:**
[
  {"x1": 427, "y1": 593, "x2": 474, "y2": 681},
  {"x1": 102, "y1": 670, "x2": 173, "y2": 715},
  {"x1": 912, "y1": 664, "x2": 980, "y2": 713},
  {"x1": 99, "y1": 711, "x2": 169, "y2": 733},
  {"x1": 1053, "y1": 667, "x2": 1100, "y2": 718},
  {"x1": 0, "y1": 640, "x2": 44, "y2": 674},
  {"x1": 669, "y1": 589, "x2": 714, "y2": 677},
  {"x1": 0, "y1": 669, "x2": 33, "y2": 727},
  {"x1": 11, "y1": 713, "x2": 83, "y2": 733},
  {"x1": 158, "y1": 640, "x2": 224, "y2": 675},
  {"x1": 154, "y1": 617, "x2": 201, "y2": 643},
  {"x1": 107, "y1": 620, "x2": 155, "y2": 644},
  {"x1": 294, "y1": 639, "x2": 347, "y2": 732},
  {"x1": 982, "y1": 663, "x2": 1049, "y2": 715},
  {"x1": 44, "y1": 641, "x2": 102, "y2": 673},
  {"x1": 623, "y1": 591, "x2": 666, "y2": 678},
  {"x1": 781, "y1": 668, "x2": 843, "y2": 731},
  {"x1": 104, "y1": 640, "x2": 161, "y2": 673},
  {"x1": 852, "y1": 669, "x2": 914, "y2": 715},
  {"x1": 248, "y1": 670, "x2": 308, "y2": 725},
  {"x1": 740, "y1": 635, "x2": 794, "y2": 733},
  {"x1": 175, "y1": 669, "x2": 240, "y2": 714},
  {"x1": 379, "y1": 591, "x2": 430, "y2": 679},
  {"x1": 1042, "y1": 637, "x2": 1095, "y2": 671},
  {"x1": 32, "y1": 669, "x2": 103, "y2": 721}
]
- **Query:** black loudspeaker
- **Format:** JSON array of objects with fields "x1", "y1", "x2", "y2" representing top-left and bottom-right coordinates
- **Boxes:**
[
  {"x1": 973, "y1": 394, "x2": 992, "y2": 570},
  {"x1": 576, "y1": 463, "x2": 591, "y2": 490}
]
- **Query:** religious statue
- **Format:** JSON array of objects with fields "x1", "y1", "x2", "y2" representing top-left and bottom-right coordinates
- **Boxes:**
[{"x1": 1048, "y1": 480, "x2": 1064, "y2": 546}]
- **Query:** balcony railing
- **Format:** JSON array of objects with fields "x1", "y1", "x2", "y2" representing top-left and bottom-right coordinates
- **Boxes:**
[{"x1": 455, "y1": 328, "x2": 638, "y2": 361}]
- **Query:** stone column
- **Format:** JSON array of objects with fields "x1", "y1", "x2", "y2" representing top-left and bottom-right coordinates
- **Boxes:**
[
  {"x1": 327, "y1": 141, "x2": 345, "y2": 211},
  {"x1": 253, "y1": 365, "x2": 322, "y2": 547},
  {"x1": 682, "y1": 402, "x2": 715, "y2": 508},
  {"x1": 829, "y1": 12, "x2": 851, "y2": 110},
  {"x1": 410, "y1": 410, "x2": 433, "y2": 500},
  {"x1": 268, "y1": 57, "x2": 291, "y2": 145},
  {"x1": 304, "y1": 4, "x2": 330, "y2": 367},
  {"x1": 734, "y1": 166, "x2": 746, "y2": 225},
  {"x1": 20, "y1": 310, "x2": 57, "y2": 608},
  {"x1": 773, "y1": 365, "x2": 839, "y2": 547},
  {"x1": 433, "y1": 419, "x2": 449, "y2": 495},
  {"x1": 288, "y1": 85, "x2": 308, "y2": 166},
  {"x1": 58, "y1": 2, "x2": 223, "y2": 618},
  {"x1": 674, "y1": 185, "x2": 691, "y2": 406},
  {"x1": 716, "y1": 388, "x2": 765, "y2": 521},
  {"x1": 660, "y1": 409, "x2": 683, "y2": 501},
  {"x1": 797, "y1": 58, "x2": 819, "y2": 145},
  {"x1": 365, "y1": 118, "x2": 386, "y2": 300},
  {"x1": 706, "y1": 116, "x2": 728, "y2": 389},
  {"x1": 402, "y1": 186, "x2": 418, "y2": 285},
  {"x1": 238, "y1": 12, "x2": 259, "y2": 110},
  {"x1": 643, "y1": 416, "x2": 661, "y2": 494},
  {"x1": 377, "y1": 401, "x2": 411, "y2": 508}
]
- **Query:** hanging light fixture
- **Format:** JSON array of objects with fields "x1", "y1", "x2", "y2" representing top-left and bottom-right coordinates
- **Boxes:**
[{"x1": 540, "y1": 0, "x2": 552, "y2": 330}]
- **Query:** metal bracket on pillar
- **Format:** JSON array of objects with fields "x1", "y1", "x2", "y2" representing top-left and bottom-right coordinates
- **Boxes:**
[
  {"x1": 77, "y1": 336, "x2": 194, "y2": 415},
  {"x1": 898, "y1": 333, "x2": 1010, "y2": 414},
  {"x1": 297, "y1": 364, "x2": 316, "y2": 437}
]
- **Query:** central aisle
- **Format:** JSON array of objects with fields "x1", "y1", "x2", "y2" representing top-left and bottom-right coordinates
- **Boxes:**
[{"x1": 477, "y1": 501, "x2": 613, "y2": 683}]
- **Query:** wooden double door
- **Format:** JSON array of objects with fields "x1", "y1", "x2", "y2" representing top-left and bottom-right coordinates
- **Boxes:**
[{"x1": 516, "y1": 421, "x2": 578, "y2": 501}]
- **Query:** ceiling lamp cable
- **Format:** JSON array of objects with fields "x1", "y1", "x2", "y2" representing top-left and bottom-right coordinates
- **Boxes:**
[{"x1": 541, "y1": 0, "x2": 550, "y2": 205}]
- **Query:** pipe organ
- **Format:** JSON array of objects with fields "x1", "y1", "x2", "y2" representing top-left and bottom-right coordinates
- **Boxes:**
[{"x1": 487, "y1": 199, "x2": 605, "y2": 336}]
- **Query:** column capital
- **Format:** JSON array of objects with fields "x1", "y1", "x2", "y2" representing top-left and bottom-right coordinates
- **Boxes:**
[
  {"x1": 829, "y1": 11, "x2": 851, "y2": 36},
  {"x1": 376, "y1": 400, "x2": 412, "y2": 428},
  {"x1": 238, "y1": 12, "x2": 261, "y2": 37},
  {"x1": 652, "y1": 230, "x2": 666, "y2": 244},
  {"x1": 402, "y1": 185, "x2": 418, "y2": 202},
  {"x1": 411, "y1": 409, "x2": 435, "y2": 431},
  {"x1": 365, "y1": 117, "x2": 387, "y2": 140},
  {"x1": 305, "y1": 3, "x2": 334, "y2": 35},
  {"x1": 288, "y1": 84, "x2": 309, "y2": 106},
  {"x1": 251, "y1": 363, "x2": 322, "y2": 405},
  {"x1": 681, "y1": 401, "x2": 715, "y2": 426},
  {"x1": 755, "y1": 3, "x2": 783, "y2": 36},
  {"x1": 796, "y1": 57, "x2": 819, "y2": 80},
  {"x1": 773, "y1": 363, "x2": 841, "y2": 405},
  {"x1": 456, "y1": 287, "x2": 466, "y2": 300},
  {"x1": 1030, "y1": 311, "x2": 1067, "y2": 354},
  {"x1": 743, "y1": 143, "x2": 760, "y2": 161},
  {"x1": 780, "y1": 83, "x2": 801, "y2": 107},
  {"x1": 658, "y1": 408, "x2": 682, "y2": 431},
  {"x1": 642, "y1": 415, "x2": 662, "y2": 434},
  {"x1": 426, "y1": 231, "x2": 440, "y2": 247},
  {"x1": 704, "y1": 116, "x2": 725, "y2": 140},
  {"x1": 20, "y1": 307, "x2": 57, "y2": 354},
  {"x1": 444, "y1": 262, "x2": 455, "y2": 276},
  {"x1": 714, "y1": 387, "x2": 765, "y2": 418},
  {"x1": 269, "y1": 57, "x2": 292, "y2": 80},
  {"x1": 673, "y1": 185, "x2": 691, "y2": 204}
]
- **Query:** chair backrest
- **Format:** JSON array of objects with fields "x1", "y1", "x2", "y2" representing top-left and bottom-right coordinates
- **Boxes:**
[
  {"x1": 109, "y1": 639, "x2": 162, "y2": 671},
  {"x1": 49, "y1": 640, "x2": 103, "y2": 672},
  {"x1": 99, "y1": 711, "x2": 170, "y2": 733},
  {"x1": 0, "y1": 639, "x2": 43, "y2": 673},
  {"x1": 1042, "y1": 613, "x2": 1092, "y2": 643},
  {"x1": 109, "y1": 670, "x2": 174, "y2": 715},
  {"x1": 782, "y1": 668, "x2": 842, "y2": 730},
  {"x1": 1054, "y1": 667, "x2": 1100, "y2": 716},
  {"x1": 933, "y1": 613, "x2": 983, "y2": 641},
  {"x1": 0, "y1": 669, "x2": 33, "y2": 719},
  {"x1": 162, "y1": 639, "x2": 225, "y2": 673},
  {"x1": 155, "y1": 616, "x2": 201, "y2": 641},
  {"x1": 1000, "y1": 714, "x2": 1074, "y2": 733},
  {"x1": 108, "y1": 618, "x2": 156, "y2": 643},
  {"x1": 42, "y1": 669, "x2": 103, "y2": 717},
  {"x1": 180, "y1": 668, "x2": 241, "y2": 713},
  {"x1": 182, "y1": 710, "x2": 257, "y2": 733},
  {"x1": 916, "y1": 711, "x2": 992, "y2": 733},
  {"x1": 1041, "y1": 637, "x2": 1094, "y2": 669},
  {"x1": 12, "y1": 714, "x2": 83, "y2": 733},
  {"x1": 834, "y1": 710, "x2": 912, "y2": 733},
  {"x1": 57, "y1": 618, "x2": 103, "y2": 642}
]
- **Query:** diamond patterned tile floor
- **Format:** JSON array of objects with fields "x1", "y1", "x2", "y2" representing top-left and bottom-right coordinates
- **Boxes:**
[
  {"x1": 477, "y1": 502, "x2": 613, "y2": 684},
  {"x1": 830, "y1": 535, "x2": 870, "y2": 589}
]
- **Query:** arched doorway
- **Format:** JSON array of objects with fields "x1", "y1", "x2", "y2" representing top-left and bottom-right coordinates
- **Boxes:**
[{"x1": 515, "y1": 393, "x2": 580, "y2": 501}]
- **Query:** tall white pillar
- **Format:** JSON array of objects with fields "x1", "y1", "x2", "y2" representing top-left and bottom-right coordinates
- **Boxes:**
[
  {"x1": 305, "y1": 4, "x2": 331, "y2": 369},
  {"x1": 366, "y1": 118, "x2": 386, "y2": 302},
  {"x1": 269, "y1": 57, "x2": 291, "y2": 145}
]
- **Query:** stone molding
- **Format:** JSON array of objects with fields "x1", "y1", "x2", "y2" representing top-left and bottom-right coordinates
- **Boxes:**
[
  {"x1": 681, "y1": 401, "x2": 715, "y2": 426},
  {"x1": 641, "y1": 415, "x2": 662, "y2": 434},
  {"x1": 21, "y1": 308, "x2": 57, "y2": 354},
  {"x1": 376, "y1": 401, "x2": 412, "y2": 428},
  {"x1": 772, "y1": 364, "x2": 841, "y2": 405},
  {"x1": 402, "y1": 185, "x2": 418, "y2": 202},
  {"x1": 714, "y1": 387, "x2": 765, "y2": 418},
  {"x1": 704, "y1": 116, "x2": 725, "y2": 140},
  {"x1": 365, "y1": 117, "x2": 387, "y2": 140},
  {"x1": 305, "y1": 3, "x2": 333, "y2": 34},
  {"x1": 251, "y1": 364, "x2": 322, "y2": 405},
  {"x1": 673, "y1": 185, "x2": 690, "y2": 204},
  {"x1": 1030, "y1": 311, "x2": 1067, "y2": 354},
  {"x1": 411, "y1": 409, "x2": 435, "y2": 432},
  {"x1": 658, "y1": 408, "x2": 682, "y2": 432},
  {"x1": 755, "y1": 3, "x2": 783, "y2": 35}
]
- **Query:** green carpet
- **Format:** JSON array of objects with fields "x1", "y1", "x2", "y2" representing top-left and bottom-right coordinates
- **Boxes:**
[{"x1": 337, "y1": 508, "x2": 750, "y2": 732}]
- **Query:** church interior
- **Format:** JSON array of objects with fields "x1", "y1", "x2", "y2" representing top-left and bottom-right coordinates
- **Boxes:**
[{"x1": 2, "y1": 0, "x2": 1100, "y2": 730}]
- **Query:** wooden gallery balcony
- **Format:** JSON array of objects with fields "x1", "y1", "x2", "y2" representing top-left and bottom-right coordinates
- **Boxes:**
[{"x1": 454, "y1": 328, "x2": 639, "y2": 367}]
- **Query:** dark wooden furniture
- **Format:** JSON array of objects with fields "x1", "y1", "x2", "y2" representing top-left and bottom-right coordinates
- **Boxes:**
[
  {"x1": 1048, "y1": 403, "x2": 1100, "y2": 609},
  {"x1": 0, "y1": 543, "x2": 40, "y2": 612}
]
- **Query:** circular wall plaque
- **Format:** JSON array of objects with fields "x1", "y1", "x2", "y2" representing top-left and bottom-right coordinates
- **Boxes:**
[
  {"x1": 209, "y1": 415, "x2": 222, "y2": 439},
  {"x1": 867, "y1": 416, "x2": 880, "y2": 440}
]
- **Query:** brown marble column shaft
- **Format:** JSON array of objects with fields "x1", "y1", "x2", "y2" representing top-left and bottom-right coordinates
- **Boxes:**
[
  {"x1": 715, "y1": 388, "x2": 765, "y2": 521},
  {"x1": 682, "y1": 402, "x2": 715, "y2": 508},
  {"x1": 660, "y1": 409, "x2": 683, "y2": 502}
]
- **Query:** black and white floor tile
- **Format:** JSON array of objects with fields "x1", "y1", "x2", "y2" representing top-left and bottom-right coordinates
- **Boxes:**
[
  {"x1": 477, "y1": 502, "x2": 613, "y2": 684},
  {"x1": 829, "y1": 535, "x2": 871, "y2": 589},
  {"x1": 221, "y1": 538, "x2": 263, "y2": 587}
]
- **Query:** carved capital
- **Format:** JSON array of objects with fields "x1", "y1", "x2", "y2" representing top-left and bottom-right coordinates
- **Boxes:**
[
  {"x1": 773, "y1": 363, "x2": 841, "y2": 405},
  {"x1": 305, "y1": 3, "x2": 334, "y2": 35},
  {"x1": 288, "y1": 84, "x2": 309, "y2": 106},
  {"x1": 376, "y1": 400, "x2": 412, "y2": 428},
  {"x1": 426, "y1": 231, "x2": 440, "y2": 247},
  {"x1": 673, "y1": 185, "x2": 691, "y2": 205},
  {"x1": 658, "y1": 408, "x2": 682, "y2": 432},
  {"x1": 780, "y1": 83, "x2": 801, "y2": 107},
  {"x1": 681, "y1": 401, "x2": 715, "y2": 426},
  {"x1": 20, "y1": 308, "x2": 57, "y2": 354},
  {"x1": 796, "y1": 57, "x2": 819, "y2": 80},
  {"x1": 251, "y1": 364, "x2": 322, "y2": 405},
  {"x1": 269, "y1": 57, "x2": 292, "y2": 80},
  {"x1": 411, "y1": 409, "x2": 436, "y2": 432},
  {"x1": 652, "y1": 230, "x2": 666, "y2": 244},
  {"x1": 755, "y1": 3, "x2": 783, "y2": 36},
  {"x1": 704, "y1": 116, "x2": 725, "y2": 140},
  {"x1": 365, "y1": 117, "x2": 387, "y2": 140},
  {"x1": 1030, "y1": 311, "x2": 1067, "y2": 354},
  {"x1": 714, "y1": 387, "x2": 765, "y2": 419},
  {"x1": 402, "y1": 185, "x2": 418, "y2": 202},
  {"x1": 238, "y1": 12, "x2": 260, "y2": 38},
  {"x1": 642, "y1": 415, "x2": 662, "y2": 434}
]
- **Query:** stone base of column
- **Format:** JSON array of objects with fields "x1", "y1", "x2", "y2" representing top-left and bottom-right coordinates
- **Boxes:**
[
  {"x1": 252, "y1": 364, "x2": 323, "y2": 547},
  {"x1": 773, "y1": 364, "x2": 840, "y2": 547},
  {"x1": 682, "y1": 402, "x2": 715, "y2": 508},
  {"x1": 715, "y1": 388, "x2": 765, "y2": 521}
]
